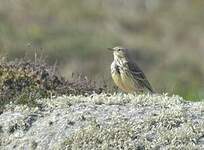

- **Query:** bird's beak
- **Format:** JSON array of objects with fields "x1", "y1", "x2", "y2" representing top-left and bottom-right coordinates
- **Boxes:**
[{"x1": 107, "y1": 48, "x2": 114, "y2": 51}]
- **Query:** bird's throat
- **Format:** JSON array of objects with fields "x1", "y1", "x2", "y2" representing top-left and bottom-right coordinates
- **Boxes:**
[{"x1": 114, "y1": 57, "x2": 127, "y2": 68}]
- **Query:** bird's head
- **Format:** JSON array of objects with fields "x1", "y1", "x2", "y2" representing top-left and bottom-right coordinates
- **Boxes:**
[{"x1": 108, "y1": 46, "x2": 128, "y2": 60}]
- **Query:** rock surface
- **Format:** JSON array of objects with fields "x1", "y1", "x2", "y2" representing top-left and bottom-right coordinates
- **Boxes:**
[{"x1": 0, "y1": 93, "x2": 204, "y2": 149}]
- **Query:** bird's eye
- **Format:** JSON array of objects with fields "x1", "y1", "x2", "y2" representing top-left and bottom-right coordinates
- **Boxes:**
[{"x1": 117, "y1": 49, "x2": 121, "y2": 51}]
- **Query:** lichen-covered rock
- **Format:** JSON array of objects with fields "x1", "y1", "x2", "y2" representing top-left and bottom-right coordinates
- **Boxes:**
[{"x1": 0, "y1": 94, "x2": 204, "y2": 149}]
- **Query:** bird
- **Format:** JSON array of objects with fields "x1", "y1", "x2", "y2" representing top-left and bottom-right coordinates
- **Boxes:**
[{"x1": 108, "y1": 46, "x2": 154, "y2": 93}]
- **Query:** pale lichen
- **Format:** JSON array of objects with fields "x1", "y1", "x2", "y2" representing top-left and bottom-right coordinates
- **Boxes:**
[{"x1": 0, "y1": 94, "x2": 204, "y2": 149}]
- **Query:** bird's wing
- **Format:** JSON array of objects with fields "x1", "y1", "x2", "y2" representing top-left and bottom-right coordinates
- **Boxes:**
[{"x1": 127, "y1": 61, "x2": 154, "y2": 93}]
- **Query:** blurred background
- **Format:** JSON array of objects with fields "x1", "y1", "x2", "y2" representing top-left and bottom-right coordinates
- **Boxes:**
[{"x1": 0, "y1": 0, "x2": 204, "y2": 100}]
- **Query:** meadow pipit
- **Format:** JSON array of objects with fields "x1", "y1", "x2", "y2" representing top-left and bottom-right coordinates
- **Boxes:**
[{"x1": 108, "y1": 46, "x2": 154, "y2": 93}]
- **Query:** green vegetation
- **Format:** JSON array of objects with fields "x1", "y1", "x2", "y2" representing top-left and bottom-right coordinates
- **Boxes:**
[{"x1": 0, "y1": 0, "x2": 204, "y2": 100}]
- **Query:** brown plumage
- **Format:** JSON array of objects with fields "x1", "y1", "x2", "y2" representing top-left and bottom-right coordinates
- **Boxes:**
[{"x1": 109, "y1": 46, "x2": 154, "y2": 93}]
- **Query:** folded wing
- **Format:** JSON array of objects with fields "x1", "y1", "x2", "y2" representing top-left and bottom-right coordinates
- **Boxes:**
[{"x1": 127, "y1": 61, "x2": 154, "y2": 93}]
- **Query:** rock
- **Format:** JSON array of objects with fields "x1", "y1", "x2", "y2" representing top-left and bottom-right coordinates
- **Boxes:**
[{"x1": 0, "y1": 93, "x2": 204, "y2": 149}]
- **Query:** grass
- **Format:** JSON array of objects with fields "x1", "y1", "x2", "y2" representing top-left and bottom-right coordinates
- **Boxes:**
[{"x1": 0, "y1": 0, "x2": 204, "y2": 100}]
